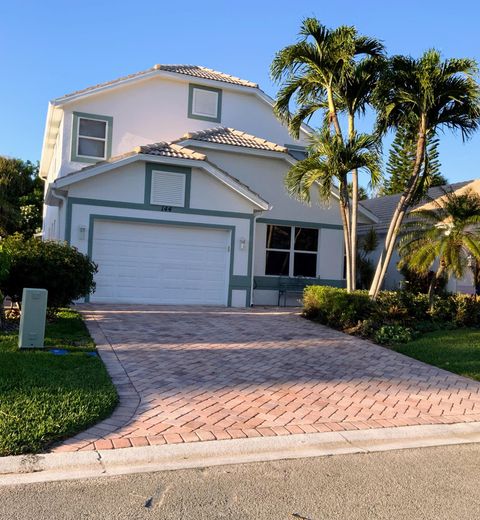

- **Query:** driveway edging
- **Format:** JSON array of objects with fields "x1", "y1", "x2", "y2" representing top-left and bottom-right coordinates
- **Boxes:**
[
  {"x1": 50, "y1": 308, "x2": 142, "y2": 452},
  {"x1": 2, "y1": 422, "x2": 480, "y2": 486}
]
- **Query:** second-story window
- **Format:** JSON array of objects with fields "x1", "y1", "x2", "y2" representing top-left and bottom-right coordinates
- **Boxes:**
[
  {"x1": 188, "y1": 84, "x2": 222, "y2": 123},
  {"x1": 71, "y1": 112, "x2": 113, "y2": 163}
]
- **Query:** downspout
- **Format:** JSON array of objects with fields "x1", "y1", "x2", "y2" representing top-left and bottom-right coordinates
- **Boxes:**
[
  {"x1": 249, "y1": 211, "x2": 261, "y2": 307},
  {"x1": 50, "y1": 188, "x2": 68, "y2": 242}
]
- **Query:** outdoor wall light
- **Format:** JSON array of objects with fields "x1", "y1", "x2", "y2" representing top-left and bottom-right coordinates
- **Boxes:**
[
  {"x1": 239, "y1": 237, "x2": 247, "y2": 250},
  {"x1": 78, "y1": 225, "x2": 87, "y2": 241}
]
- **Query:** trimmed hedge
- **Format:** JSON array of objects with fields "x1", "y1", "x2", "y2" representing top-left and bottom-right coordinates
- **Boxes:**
[
  {"x1": 1, "y1": 235, "x2": 97, "y2": 309},
  {"x1": 303, "y1": 286, "x2": 480, "y2": 344}
]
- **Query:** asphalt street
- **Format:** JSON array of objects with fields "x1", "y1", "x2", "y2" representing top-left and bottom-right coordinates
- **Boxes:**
[{"x1": 1, "y1": 444, "x2": 479, "y2": 520}]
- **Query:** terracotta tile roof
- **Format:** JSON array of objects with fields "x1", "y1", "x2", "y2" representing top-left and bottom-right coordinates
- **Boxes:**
[
  {"x1": 134, "y1": 142, "x2": 206, "y2": 160},
  {"x1": 54, "y1": 65, "x2": 257, "y2": 103},
  {"x1": 180, "y1": 127, "x2": 287, "y2": 152},
  {"x1": 155, "y1": 65, "x2": 257, "y2": 88}
]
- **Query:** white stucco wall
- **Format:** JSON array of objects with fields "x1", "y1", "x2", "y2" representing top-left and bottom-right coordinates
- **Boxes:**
[
  {"x1": 68, "y1": 162, "x2": 145, "y2": 203},
  {"x1": 65, "y1": 161, "x2": 254, "y2": 214},
  {"x1": 56, "y1": 76, "x2": 308, "y2": 179},
  {"x1": 196, "y1": 150, "x2": 343, "y2": 225}
]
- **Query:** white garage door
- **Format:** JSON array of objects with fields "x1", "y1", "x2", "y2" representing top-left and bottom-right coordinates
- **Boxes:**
[{"x1": 91, "y1": 220, "x2": 231, "y2": 305}]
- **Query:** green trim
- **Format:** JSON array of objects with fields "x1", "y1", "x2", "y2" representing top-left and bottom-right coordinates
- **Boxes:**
[
  {"x1": 144, "y1": 163, "x2": 191, "y2": 209},
  {"x1": 188, "y1": 83, "x2": 222, "y2": 123},
  {"x1": 65, "y1": 197, "x2": 253, "y2": 245},
  {"x1": 253, "y1": 276, "x2": 346, "y2": 290},
  {"x1": 230, "y1": 275, "x2": 251, "y2": 288},
  {"x1": 87, "y1": 214, "x2": 237, "y2": 306},
  {"x1": 71, "y1": 112, "x2": 113, "y2": 164},
  {"x1": 257, "y1": 217, "x2": 343, "y2": 230}
]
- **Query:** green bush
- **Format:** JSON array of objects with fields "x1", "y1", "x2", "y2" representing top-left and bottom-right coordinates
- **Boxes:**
[
  {"x1": 452, "y1": 294, "x2": 480, "y2": 327},
  {"x1": 1, "y1": 235, "x2": 97, "y2": 309},
  {"x1": 374, "y1": 291, "x2": 430, "y2": 325},
  {"x1": 303, "y1": 286, "x2": 374, "y2": 329},
  {"x1": 373, "y1": 325, "x2": 415, "y2": 345},
  {"x1": 302, "y1": 285, "x2": 480, "y2": 345}
]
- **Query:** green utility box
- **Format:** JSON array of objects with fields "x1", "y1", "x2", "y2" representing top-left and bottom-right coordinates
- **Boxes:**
[{"x1": 18, "y1": 288, "x2": 48, "y2": 349}]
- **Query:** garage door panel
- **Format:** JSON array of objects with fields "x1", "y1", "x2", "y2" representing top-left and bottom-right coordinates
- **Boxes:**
[{"x1": 91, "y1": 220, "x2": 230, "y2": 305}]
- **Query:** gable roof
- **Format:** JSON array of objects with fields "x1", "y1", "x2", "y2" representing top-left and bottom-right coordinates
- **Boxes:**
[
  {"x1": 359, "y1": 180, "x2": 474, "y2": 232},
  {"x1": 180, "y1": 127, "x2": 288, "y2": 153},
  {"x1": 52, "y1": 64, "x2": 257, "y2": 105},
  {"x1": 51, "y1": 141, "x2": 270, "y2": 211}
]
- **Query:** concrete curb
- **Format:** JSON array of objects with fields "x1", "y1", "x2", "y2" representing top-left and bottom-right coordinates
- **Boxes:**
[{"x1": 1, "y1": 422, "x2": 480, "y2": 486}]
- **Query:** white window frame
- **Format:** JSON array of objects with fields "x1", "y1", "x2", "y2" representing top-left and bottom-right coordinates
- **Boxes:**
[
  {"x1": 76, "y1": 116, "x2": 108, "y2": 160},
  {"x1": 265, "y1": 225, "x2": 319, "y2": 278}
]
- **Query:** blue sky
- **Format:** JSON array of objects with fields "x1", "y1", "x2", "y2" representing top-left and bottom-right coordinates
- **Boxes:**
[{"x1": 1, "y1": 0, "x2": 479, "y2": 185}]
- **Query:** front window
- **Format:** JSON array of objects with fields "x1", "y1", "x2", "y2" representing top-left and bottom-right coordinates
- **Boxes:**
[
  {"x1": 71, "y1": 112, "x2": 113, "y2": 163},
  {"x1": 265, "y1": 225, "x2": 318, "y2": 277}
]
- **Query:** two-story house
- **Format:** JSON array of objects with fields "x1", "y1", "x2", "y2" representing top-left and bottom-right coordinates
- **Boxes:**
[{"x1": 40, "y1": 64, "x2": 376, "y2": 306}]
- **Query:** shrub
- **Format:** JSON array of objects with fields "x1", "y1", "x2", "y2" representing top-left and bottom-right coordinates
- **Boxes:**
[
  {"x1": 373, "y1": 324, "x2": 415, "y2": 345},
  {"x1": 1, "y1": 235, "x2": 97, "y2": 309},
  {"x1": 374, "y1": 291, "x2": 429, "y2": 325},
  {"x1": 452, "y1": 294, "x2": 480, "y2": 327},
  {"x1": 429, "y1": 295, "x2": 457, "y2": 323},
  {"x1": 303, "y1": 286, "x2": 374, "y2": 329}
]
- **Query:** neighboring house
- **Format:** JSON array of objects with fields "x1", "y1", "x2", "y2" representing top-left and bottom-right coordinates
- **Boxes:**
[
  {"x1": 359, "y1": 180, "x2": 477, "y2": 294},
  {"x1": 40, "y1": 64, "x2": 377, "y2": 307}
]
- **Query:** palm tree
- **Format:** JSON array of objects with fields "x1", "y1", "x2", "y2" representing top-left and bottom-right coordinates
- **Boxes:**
[
  {"x1": 337, "y1": 57, "x2": 383, "y2": 289},
  {"x1": 398, "y1": 189, "x2": 480, "y2": 306},
  {"x1": 369, "y1": 50, "x2": 480, "y2": 298},
  {"x1": 271, "y1": 18, "x2": 384, "y2": 292},
  {"x1": 285, "y1": 130, "x2": 381, "y2": 250}
]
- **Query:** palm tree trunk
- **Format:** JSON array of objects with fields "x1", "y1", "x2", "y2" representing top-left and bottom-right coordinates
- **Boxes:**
[
  {"x1": 327, "y1": 87, "x2": 353, "y2": 292},
  {"x1": 369, "y1": 117, "x2": 428, "y2": 298},
  {"x1": 327, "y1": 88, "x2": 343, "y2": 138},
  {"x1": 349, "y1": 113, "x2": 357, "y2": 291},
  {"x1": 428, "y1": 263, "x2": 445, "y2": 309},
  {"x1": 338, "y1": 180, "x2": 352, "y2": 292}
]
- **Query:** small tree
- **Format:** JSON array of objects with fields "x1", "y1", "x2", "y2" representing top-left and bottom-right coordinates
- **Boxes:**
[
  {"x1": 369, "y1": 50, "x2": 480, "y2": 298},
  {"x1": 380, "y1": 127, "x2": 447, "y2": 196},
  {"x1": 0, "y1": 157, "x2": 43, "y2": 238},
  {"x1": 398, "y1": 188, "x2": 480, "y2": 306},
  {"x1": 0, "y1": 235, "x2": 97, "y2": 310}
]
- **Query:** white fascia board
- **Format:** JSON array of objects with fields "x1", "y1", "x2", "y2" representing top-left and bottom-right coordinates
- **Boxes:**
[
  {"x1": 39, "y1": 103, "x2": 62, "y2": 179},
  {"x1": 53, "y1": 154, "x2": 270, "y2": 211},
  {"x1": 255, "y1": 89, "x2": 314, "y2": 138},
  {"x1": 50, "y1": 71, "x2": 160, "y2": 107}
]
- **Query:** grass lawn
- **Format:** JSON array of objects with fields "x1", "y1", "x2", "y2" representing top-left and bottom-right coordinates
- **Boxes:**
[
  {"x1": 392, "y1": 328, "x2": 480, "y2": 382},
  {"x1": 0, "y1": 309, "x2": 118, "y2": 456}
]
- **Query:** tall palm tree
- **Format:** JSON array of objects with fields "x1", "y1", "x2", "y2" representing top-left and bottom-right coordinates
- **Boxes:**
[
  {"x1": 369, "y1": 50, "x2": 480, "y2": 298},
  {"x1": 398, "y1": 188, "x2": 480, "y2": 306},
  {"x1": 271, "y1": 18, "x2": 384, "y2": 291},
  {"x1": 285, "y1": 130, "x2": 381, "y2": 239},
  {"x1": 337, "y1": 57, "x2": 384, "y2": 289}
]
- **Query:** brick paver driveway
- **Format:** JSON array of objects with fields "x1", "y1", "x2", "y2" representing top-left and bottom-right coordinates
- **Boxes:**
[{"x1": 55, "y1": 306, "x2": 480, "y2": 452}]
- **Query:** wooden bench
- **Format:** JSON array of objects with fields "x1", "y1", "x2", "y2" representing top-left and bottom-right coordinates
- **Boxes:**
[{"x1": 277, "y1": 277, "x2": 315, "y2": 307}]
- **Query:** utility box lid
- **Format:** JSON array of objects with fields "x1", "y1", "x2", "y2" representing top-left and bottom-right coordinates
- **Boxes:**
[{"x1": 18, "y1": 288, "x2": 48, "y2": 349}]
